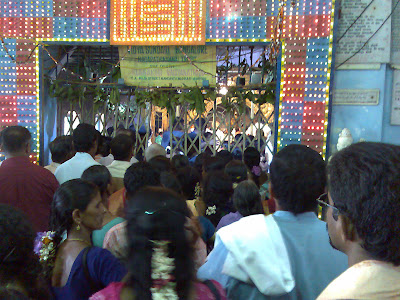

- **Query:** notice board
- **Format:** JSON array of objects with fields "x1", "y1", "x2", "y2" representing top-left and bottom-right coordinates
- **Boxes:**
[{"x1": 119, "y1": 46, "x2": 216, "y2": 87}]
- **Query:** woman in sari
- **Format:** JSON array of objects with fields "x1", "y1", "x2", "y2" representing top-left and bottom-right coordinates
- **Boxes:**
[
  {"x1": 91, "y1": 187, "x2": 226, "y2": 300},
  {"x1": 37, "y1": 179, "x2": 127, "y2": 299}
]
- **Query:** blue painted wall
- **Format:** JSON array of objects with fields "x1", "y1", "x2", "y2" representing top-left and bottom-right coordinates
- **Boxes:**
[{"x1": 329, "y1": 64, "x2": 400, "y2": 155}]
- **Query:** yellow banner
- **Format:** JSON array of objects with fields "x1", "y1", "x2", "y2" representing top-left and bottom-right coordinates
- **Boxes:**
[{"x1": 119, "y1": 46, "x2": 216, "y2": 87}]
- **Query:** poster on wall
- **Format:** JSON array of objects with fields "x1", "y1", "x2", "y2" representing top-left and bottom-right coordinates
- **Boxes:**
[
  {"x1": 335, "y1": 0, "x2": 392, "y2": 65},
  {"x1": 391, "y1": 70, "x2": 400, "y2": 125},
  {"x1": 119, "y1": 46, "x2": 216, "y2": 87}
]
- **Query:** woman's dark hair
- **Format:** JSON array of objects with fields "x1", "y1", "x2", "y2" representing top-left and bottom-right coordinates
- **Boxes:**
[
  {"x1": 194, "y1": 152, "x2": 210, "y2": 181},
  {"x1": 0, "y1": 204, "x2": 50, "y2": 299},
  {"x1": 125, "y1": 187, "x2": 193, "y2": 300},
  {"x1": 148, "y1": 155, "x2": 173, "y2": 174},
  {"x1": 160, "y1": 171, "x2": 182, "y2": 193},
  {"x1": 47, "y1": 180, "x2": 99, "y2": 279},
  {"x1": 232, "y1": 148, "x2": 243, "y2": 161},
  {"x1": 50, "y1": 179, "x2": 99, "y2": 237},
  {"x1": 202, "y1": 171, "x2": 234, "y2": 226},
  {"x1": 171, "y1": 154, "x2": 189, "y2": 169},
  {"x1": 81, "y1": 165, "x2": 112, "y2": 197},
  {"x1": 96, "y1": 135, "x2": 112, "y2": 157},
  {"x1": 124, "y1": 162, "x2": 161, "y2": 197},
  {"x1": 49, "y1": 135, "x2": 73, "y2": 163},
  {"x1": 233, "y1": 180, "x2": 264, "y2": 217},
  {"x1": 225, "y1": 160, "x2": 248, "y2": 184},
  {"x1": 244, "y1": 147, "x2": 261, "y2": 168},
  {"x1": 175, "y1": 167, "x2": 200, "y2": 199},
  {"x1": 270, "y1": 144, "x2": 325, "y2": 215},
  {"x1": 203, "y1": 156, "x2": 226, "y2": 174},
  {"x1": 244, "y1": 147, "x2": 262, "y2": 186},
  {"x1": 328, "y1": 142, "x2": 400, "y2": 266},
  {"x1": 216, "y1": 150, "x2": 233, "y2": 167}
]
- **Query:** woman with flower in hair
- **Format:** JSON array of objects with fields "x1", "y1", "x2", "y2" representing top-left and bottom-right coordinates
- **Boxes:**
[
  {"x1": 90, "y1": 186, "x2": 226, "y2": 300},
  {"x1": 37, "y1": 179, "x2": 126, "y2": 299},
  {"x1": 0, "y1": 204, "x2": 50, "y2": 299},
  {"x1": 244, "y1": 147, "x2": 268, "y2": 188},
  {"x1": 202, "y1": 171, "x2": 234, "y2": 227}
]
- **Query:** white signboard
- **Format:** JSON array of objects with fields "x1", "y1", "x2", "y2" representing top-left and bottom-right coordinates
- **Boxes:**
[
  {"x1": 336, "y1": 0, "x2": 392, "y2": 65},
  {"x1": 333, "y1": 89, "x2": 380, "y2": 105},
  {"x1": 391, "y1": 70, "x2": 400, "y2": 125}
]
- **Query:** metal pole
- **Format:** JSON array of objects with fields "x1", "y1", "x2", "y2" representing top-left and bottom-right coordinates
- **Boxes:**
[
  {"x1": 212, "y1": 99, "x2": 217, "y2": 155},
  {"x1": 261, "y1": 45, "x2": 266, "y2": 84},
  {"x1": 238, "y1": 46, "x2": 241, "y2": 76},
  {"x1": 225, "y1": 46, "x2": 229, "y2": 86}
]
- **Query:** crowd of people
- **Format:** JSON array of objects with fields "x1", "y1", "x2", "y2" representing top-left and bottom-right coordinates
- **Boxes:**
[{"x1": 0, "y1": 123, "x2": 399, "y2": 299}]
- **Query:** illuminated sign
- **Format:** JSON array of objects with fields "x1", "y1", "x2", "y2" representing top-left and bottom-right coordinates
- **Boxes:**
[{"x1": 111, "y1": 0, "x2": 206, "y2": 45}]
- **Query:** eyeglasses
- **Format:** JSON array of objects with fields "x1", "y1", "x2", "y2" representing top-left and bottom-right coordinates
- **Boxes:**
[{"x1": 316, "y1": 193, "x2": 340, "y2": 221}]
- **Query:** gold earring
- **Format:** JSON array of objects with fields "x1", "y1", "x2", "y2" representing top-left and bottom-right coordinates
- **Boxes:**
[{"x1": 76, "y1": 224, "x2": 80, "y2": 231}]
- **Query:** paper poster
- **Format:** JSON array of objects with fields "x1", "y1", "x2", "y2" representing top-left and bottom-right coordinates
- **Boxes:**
[
  {"x1": 119, "y1": 46, "x2": 216, "y2": 87},
  {"x1": 336, "y1": 0, "x2": 392, "y2": 65}
]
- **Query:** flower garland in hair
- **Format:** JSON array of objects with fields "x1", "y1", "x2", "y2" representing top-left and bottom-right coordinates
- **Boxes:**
[
  {"x1": 251, "y1": 165, "x2": 261, "y2": 177},
  {"x1": 150, "y1": 240, "x2": 178, "y2": 300},
  {"x1": 206, "y1": 205, "x2": 216, "y2": 216},
  {"x1": 34, "y1": 231, "x2": 56, "y2": 263}
]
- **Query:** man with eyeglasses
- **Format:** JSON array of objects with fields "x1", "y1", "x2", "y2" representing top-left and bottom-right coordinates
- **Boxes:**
[
  {"x1": 317, "y1": 142, "x2": 400, "y2": 299},
  {"x1": 198, "y1": 144, "x2": 347, "y2": 299}
]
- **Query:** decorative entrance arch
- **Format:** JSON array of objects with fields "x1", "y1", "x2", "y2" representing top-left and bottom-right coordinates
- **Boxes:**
[{"x1": 0, "y1": 0, "x2": 337, "y2": 162}]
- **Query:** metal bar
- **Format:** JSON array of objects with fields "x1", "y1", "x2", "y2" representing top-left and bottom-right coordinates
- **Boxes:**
[
  {"x1": 325, "y1": 0, "x2": 341, "y2": 159},
  {"x1": 250, "y1": 46, "x2": 254, "y2": 81},
  {"x1": 169, "y1": 111, "x2": 173, "y2": 157},
  {"x1": 227, "y1": 111, "x2": 231, "y2": 151},
  {"x1": 241, "y1": 102, "x2": 246, "y2": 157},
  {"x1": 225, "y1": 46, "x2": 229, "y2": 86},
  {"x1": 184, "y1": 105, "x2": 188, "y2": 155},
  {"x1": 257, "y1": 105, "x2": 261, "y2": 151},
  {"x1": 261, "y1": 45, "x2": 266, "y2": 84},
  {"x1": 212, "y1": 99, "x2": 217, "y2": 155},
  {"x1": 273, "y1": 48, "x2": 283, "y2": 154},
  {"x1": 238, "y1": 46, "x2": 241, "y2": 75}
]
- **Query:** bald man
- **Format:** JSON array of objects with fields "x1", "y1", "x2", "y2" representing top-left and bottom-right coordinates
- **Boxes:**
[{"x1": 144, "y1": 143, "x2": 166, "y2": 162}]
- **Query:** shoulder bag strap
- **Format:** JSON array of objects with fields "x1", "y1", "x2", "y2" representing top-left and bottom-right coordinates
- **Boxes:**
[
  {"x1": 82, "y1": 247, "x2": 102, "y2": 293},
  {"x1": 202, "y1": 280, "x2": 222, "y2": 300}
]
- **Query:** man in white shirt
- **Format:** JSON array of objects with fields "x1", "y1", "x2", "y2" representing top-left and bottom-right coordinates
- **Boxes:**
[
  {"x1": 107, "y1": 134, "x2": 134, "y2": 179},
  {"x1": 55, "y1": 123, "x2": 100, "y2": 184}
]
